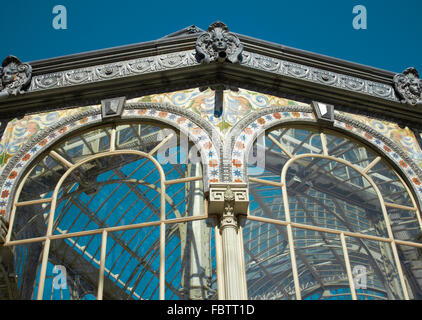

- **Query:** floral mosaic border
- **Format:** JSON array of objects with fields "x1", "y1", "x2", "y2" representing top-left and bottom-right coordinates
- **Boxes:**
[
  {"x1": 0, "y1": 105, "x2": 221, "y2": 219},
  {"x1": 230, "y1": 106, "x2": 422, "y2": 205}
]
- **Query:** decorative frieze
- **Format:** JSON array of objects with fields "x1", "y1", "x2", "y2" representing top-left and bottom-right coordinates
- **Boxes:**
[
  {"x1": 30, "y1": 50, "x2": 199, "y2": 92},
  {"x1": 240, "y1": 51, "x2": 398, "y2": 102},
  {"x1": 22, "y1": 49, "x2": 401, "y2": 105}
]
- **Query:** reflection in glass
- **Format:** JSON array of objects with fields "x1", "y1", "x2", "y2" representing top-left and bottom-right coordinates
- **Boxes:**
[
  {"x1": 293, "y1": 229, "x2": 350, "y2": 300},
  {"x1": 243, "y1": 221, "x2": 295, "y2": 300},
  {"x1": 346, "y1": 236, "x2": 405, "y2": 300}
]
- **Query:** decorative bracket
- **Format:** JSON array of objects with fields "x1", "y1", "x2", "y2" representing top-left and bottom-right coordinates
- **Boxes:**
[
  {"x1": 393, "y1": 67, "x2": 422, "y2": 106},
  {"x1": 195, "y1": 21, "x2": 243, "y2": 64},
  {"x1": 0, "y1": 56, "x2": 32, "y2": 98}
]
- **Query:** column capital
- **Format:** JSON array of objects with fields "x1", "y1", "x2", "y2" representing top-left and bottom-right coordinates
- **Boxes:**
[
  {"x1": 208, "y1": 183, "x2": 249, "y2": 299},
  {"x1": 208, "y1": 183, "x2": 249, "y2": 217}
]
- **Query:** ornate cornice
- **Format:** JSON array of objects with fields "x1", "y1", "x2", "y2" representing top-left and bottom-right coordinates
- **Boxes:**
[
  {"x1": 22, "y1": 49, "x2": 400, "y2": 103},
  {"x1": 28, "y1": 50, "x2": 199, "y2": 92},
  {"x1": 240, "y1": 51, "x2": 398, "y2": 102}
]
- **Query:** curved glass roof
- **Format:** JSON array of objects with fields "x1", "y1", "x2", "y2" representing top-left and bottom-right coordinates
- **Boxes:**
[{"x1": 11, "y1": 121, "x2": 216, "y2": 300}]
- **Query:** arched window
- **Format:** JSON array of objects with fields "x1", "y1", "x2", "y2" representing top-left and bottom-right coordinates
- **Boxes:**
[
  {"x1": 245, "y1": 125, "x2": 422, "y2": 300},
  {"x1": 5, "y1": 121, "x2": 216, "y2": 300}
]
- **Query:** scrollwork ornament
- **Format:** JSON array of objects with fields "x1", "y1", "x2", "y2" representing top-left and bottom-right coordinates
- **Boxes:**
[
  {"x1": 195, "y1": 21, "x2": 243, "y2": 64},
  {"x1": 0, "y1": 56, "x2": 32, "y2": 96},
  {"x1": 393, "y1": 67, "x2": 422, "y2": 106}
]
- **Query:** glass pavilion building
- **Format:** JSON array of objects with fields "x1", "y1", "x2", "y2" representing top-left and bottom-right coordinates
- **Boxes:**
[{"x1": 0, "y1": 22, "x2": 422, "y2": 300}]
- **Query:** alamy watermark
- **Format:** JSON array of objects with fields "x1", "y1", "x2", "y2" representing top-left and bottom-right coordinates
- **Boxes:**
[
  {"x1": 352, "y1": 5, "x2": 367, "y2": 30},
  {"x1": 52, "y1": 5, "x2": 67, "y2": 30},
  {"x1": 154, "y1": 127, "x2": 266, "y2": 176},
  {"x1": 353, "y1": 265, "x2": 367, "y2": 289},
  {"x1": 53, "y1": 265, "x2": 68, "y2": 290}
]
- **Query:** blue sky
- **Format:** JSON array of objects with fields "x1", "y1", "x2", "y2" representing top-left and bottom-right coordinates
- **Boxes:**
[{"x1": 1, "y1": 0, "x2": 421, "y2": 73}]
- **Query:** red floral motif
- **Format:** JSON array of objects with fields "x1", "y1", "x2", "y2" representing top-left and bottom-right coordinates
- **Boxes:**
[
  {"x1": 192, "y1": 127, "x2": 202, "y2": 135},
  {"x1": 137, "y1": 109, "x2": 147, "y2": 115},
  {"x1": 235, "y1": 142, "x2": 245, "y2": 150},
  {"x1": 209, "y1": 159, "x2": 218, "y2": 167},
  {"x1": 80, "y1": 118, "x2": 88, "y2": 124},
  {"x1": 1, "y1": 190, "x2": 9, "y2": 198},
  {"x1": 22, "y1": 154, "x2": 30, "y2": 161},
  {"x1": 399, "y1": 160, "x2": 408, "y2": 168},
  {"x1": 364, "y1": 133, "x2": 373, "y2": 140},
  {"x1": 257, "y1": 118, "x2": 266, "y2": 125},
  {"x1": 203, "y1": 141, "x2": 213, "y2": 150},
  {"x1": 158, "y1": 111, "x2": 168, "y2": 118},
  {"x1": 292, "y1": 112, "x2": 301, "y2": 118},
  {"x1": 345, "y1": 124, "x2": 353, "y2": 130},
  {"x1": 234, "y1": 179, "x2": 243, "y2": 183},
  {"x1": 383, "y1": 145, "x2": 391, "y2": 153},
  {"x1": 177, "y1": 117, "x2": 187, "y2": 124},
  {"x1": 9, "y1": 171, "x2": 17, "y2": 179},
  {"x1": 232, "y1": 159, "x2": 242, "y2": 168},
  {"x1": 243, "y1": 127, "x2": 253, "y2": 135},
  {"x1": 273, "y1": 112, "x2": 281, "y2": 119},
  {"x1": 413, "y1": 178, "x2": 421, "y2": 185},
  {"x1": 39, "y1": 139, "x2": 48, "y2": 146},
  {"x1": 58, "y1": 127, "x2": 67, "y2": 134},
  {"x1": 0, "y1": 210, "x2": 5, "y2": 217},
  {"x1": 210, "y1": 178, "x2": 219, "y2": 183}
]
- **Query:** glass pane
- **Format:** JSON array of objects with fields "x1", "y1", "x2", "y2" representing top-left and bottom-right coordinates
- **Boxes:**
[
  {"x1": 19, "y1": 155, "x2": 67, "y2": 202},
  {"x1": 44, "y1": 234, "x2": 101, "y2": 300},
  {"x1": 115, "y1": 123, "x2": 162, "y2": 151},
  {"x1": 286, "y1": 157, "x2": 388, "y2": 237},
  {"x1": 8, "y1": 242, "x2": 43, "y2": 299},
  {"x1": 249, "y1": 182, "x2": 284, "y2": 220},
  {"x1": 324, "y1": 132, "x2": 377, "y2": 170},
  {"x1": 366, "y1": 160, "x2": 413, "y2": 207},
  {"x1": 165, "y1": 164, "x2": 204, "y2": 220},
  {"x1": 272, "y1": 128, "x2": 323, "y2": 156},
  {"x1": 346, "y1": 236, "x2": 405, "y2": 300},
  {"x1": 165, "y1": 221, "x2": 214, "y2": 300},
  {"x1": 243, "y1": 220, "x2": 295, "y2": 300},
  {"x1": 292, "y1": 229, "x2": 350, "y2": 300},
  {"x1": 107, "y1": 227, "x2": 160, "y2": 300},
  {"x1": 12, "y1": 203, "x2": 51, "y2": 241},
  {"x1": 397, "y1": 244, "x2": 422, "y2": 300},
  {"x1": 387, "y1": 207, "x2": 421, "y2": 242},
  {"x1": 52, "y1": 155, "x2": 162, "y2": 236},
  {"x1": 53, "y1": 127, "x2": 111, "y2": 163}
]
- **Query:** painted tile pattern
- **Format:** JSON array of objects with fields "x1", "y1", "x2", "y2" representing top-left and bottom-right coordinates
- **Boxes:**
[
  {"x1": 0, "y1": 106, "x2": 98, "y2": 169},
  {"x1": 229, "y1": 108, "x2": 422, "y2": 198},
  {"x1": 231, "y1": 111, "x2": 316, "y2": 182},
  {"x1": 127, "y1": 88, "x2": 309, "y2": 136},
  {"x1": 1, "y1": 88, "x2": 422, "y2": 217},
  {"x1": 0, "y1": 107, "x2": 220, "y2": 218},
  {"x1": 337, "y1": 111, "x2": 422, "y2": 168}
]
